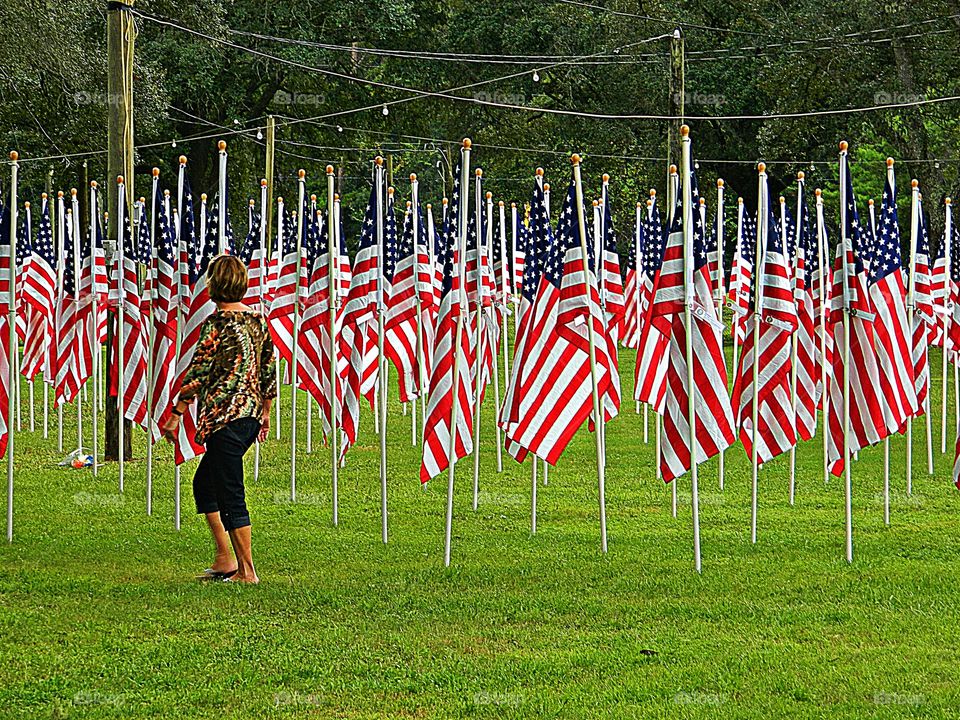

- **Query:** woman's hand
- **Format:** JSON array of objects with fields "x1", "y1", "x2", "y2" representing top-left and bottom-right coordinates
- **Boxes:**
[
  {"x1": 162, "y1": 414, "x2": 181, "y2": 442},
  {"x1": 258, "y1": 414, "x2": 270, "y2": 443}
]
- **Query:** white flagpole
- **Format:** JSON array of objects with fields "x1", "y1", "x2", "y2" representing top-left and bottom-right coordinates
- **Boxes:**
[
  {"x1": 425, "y1": 202, "x2": 436, "y2": 423},
  {"x1": 325, "y1": 166, "x2": 340, "y2": 525},
  {"x1": 305, "y1": 193, "x2": 316, "y2": 457},
  {"x1": 71, "y1": 192, "x2": 83, "y2": 458},
  {"x1": 511, "y1": 200, "x2": 521, "y2": 334},
  {"x1": 715, "y1": 179, "x2": 725, "y2": 491},
  {"x1": 6, "y1": 151, "x2": 18, "y2": 542},
  {"x1": 666, "y1": 167, "x2": 677, "y2": 514},
  {"x1": 56, "y1": 193, "x2": 65, "y2": 453},
  {"x1": 942, "y1": 197, "x2": 952, "y2": 455},
  {"x1": 411, "y1": 175, "x2": 425, "y2": 447},
  {"x1": 471, "y1": 171, "x2": 486, "y2": 511},
  {"x1": 173, "y1": 158, "x2": 187, "y2": 531},
  {"x1": 593, "y1": 197, "x2": 606, "y2": 476},
  {"x1": 839, "y1": 141, "x2": 854, "y2": 564},
  {"x1": 485, "y1": 192, "x2": 502, "y2": 473},
  {"x1": 24, "y1": 203, "x2": 33, "y2": 434},
  {"x1": 146, "y1": 168, "x2": 159, "y2": 515},
  {"x1": 375, "y1": 159, "x2": 389, "y2": 543},
  {"x1": 445, "y1": 140, "x2": 471, "y2": 567},
  {"x1": 498, "y1": 200, "x2": 510, "y2": 467},
  {"x1": 290, "y1": 169, "x2": 305, "y2": 501},
  {"x1": 790, "y1": 173, "x2": 806, "y2": 505},
  {"x1": 251, "y1": 193, "x2": 262, "y2": 481},
  {"x1": 217, "y1": 143, "x2": 227, "y2": 254},
  {"x1": 116, "y1": 177, "x2": 127, "y2": 492},
  {"x1": 635, "y1": 200, "x2": 644, "y2": 421},
  {"x1": 678, "y1": 127, "x2": 702, "y2": 571},
  {"x1": 572, "y1": 154, "x2": 608, "y2": 554},
  {"x1": 750, "y1": 165, "x2": 768, "y2": 544},
  {"x1": 815, "y1": 189, "x2": 830, "y2": 485},
  {"x1": 906, "y1": 179, "x2": 921, "y2": 496}
]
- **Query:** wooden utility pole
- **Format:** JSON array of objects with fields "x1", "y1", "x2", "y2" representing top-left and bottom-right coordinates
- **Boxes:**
[
  {"x1": 666, "y1": 28, "x2": 685, "y2": 186},
  {"x1": 265, "y1": 115, "x2": 276, "y2": 249},
  {"x1": 105, "y1": 0, "x2": 135, "y2": 460}
]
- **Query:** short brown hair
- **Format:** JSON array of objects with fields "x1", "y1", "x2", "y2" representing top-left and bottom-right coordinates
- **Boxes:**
[{"x1": 207, "y1": 254, "x2": 248, "y2": 303}]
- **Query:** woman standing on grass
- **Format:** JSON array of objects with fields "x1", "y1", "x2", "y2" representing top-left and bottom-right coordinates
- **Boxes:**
[{"x1": 163, "y1": 254, "x2": 276, "y2": 584}]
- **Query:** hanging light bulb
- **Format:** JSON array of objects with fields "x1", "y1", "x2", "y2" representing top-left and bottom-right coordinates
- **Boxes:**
[
  {"x1": 256, "y1": 129, "x2": 264, "y2": 140},
  {"x1": 382, "y1": 105, "x2": 389, "y2": 116},
  {"x1": 171, "y1": 139, "x2": 177, "y2": 148},
  {"x1": 532, "y1": 70, "x2": 540, "y2": 82},
  {"x1": 233, "y1": 119, "x2": 240, "y2": 126},
  {"x1": 336, "y1": 125, "x2": 343, "y2": 133}
]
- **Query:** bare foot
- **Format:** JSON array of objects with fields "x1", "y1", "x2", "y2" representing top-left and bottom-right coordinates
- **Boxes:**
[
  {"x1": 210, "y1": 552, "x2": 238, "y2": 575},
  {"x1": 224, "y1": 573, "x2": 260, "y2": 585}
]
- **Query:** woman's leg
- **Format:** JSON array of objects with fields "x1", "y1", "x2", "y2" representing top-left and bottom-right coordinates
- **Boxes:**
[
  {"x1": 204, "y1": 512, "x2": 237, "y2": 574},
  {"x1": 194, "y1": 452, "x2": 236, "y2": 574},
  {"x1": 207, "y1": 420, "x2": 260, "y2": 582}
]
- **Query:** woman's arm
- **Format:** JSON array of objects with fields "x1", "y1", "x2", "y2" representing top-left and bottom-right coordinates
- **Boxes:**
[
  {"x1": 163, "y1": 320, "x2": 219, "y2": 440},
  {"x1": 259, "y1": 324, "x2": 278, "y2": 401}
]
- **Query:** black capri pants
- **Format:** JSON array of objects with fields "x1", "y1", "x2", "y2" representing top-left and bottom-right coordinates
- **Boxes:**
[{"x1": 193, "y1": 417, "x2": 261, "y2": 531}]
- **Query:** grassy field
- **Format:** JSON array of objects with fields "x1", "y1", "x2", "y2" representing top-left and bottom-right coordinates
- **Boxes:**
[{"x1": 1, "y1": 345, "x2": 959, "y2": 719}]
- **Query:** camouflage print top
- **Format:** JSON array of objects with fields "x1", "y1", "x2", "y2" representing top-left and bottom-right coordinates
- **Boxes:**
[{"x1": 180, "y1": 310, "x2": 277, "y2": 445}]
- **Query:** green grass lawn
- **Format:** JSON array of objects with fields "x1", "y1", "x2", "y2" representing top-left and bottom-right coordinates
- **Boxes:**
[{"x1": 1, "y1": 346, "x2": 959, "y2": 718}]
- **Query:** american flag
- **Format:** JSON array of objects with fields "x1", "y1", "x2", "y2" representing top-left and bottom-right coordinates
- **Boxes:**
[
  {"x1": 114, "y1": 188, "x2": 149, "y2": 428},
  {"x1": 810, "y1": 201, "x2": 834, "y2": 411},
  {"x1": 79, "y1": 200, "x2": 108, "y2": 347},
  {"x1": 598, "y1": 193, "x2": 623, "y2": 420},
  {"x1": 54, "y1": 201, "x2": 83, "y2": 406},
  {"x1": 909, "y1": 197, "x2": 934, "y2": 409},
  {"x1": 266, "y1": 201, "x2": 300, "y2": 372},
  {"x1": 866, "y1": 171, "x2": 917, "y2": 437},
  {"x1": 621, "y1": 203, "x2": 642, "y2": 350},
  {"x1": 295, "y1": 206, "x2": 328, "y2": 406},
  {"x1": 341, "y1": 180, "x2": 381, "y2": 411},
  {"x1": 14, "y1": 208, "x2": 32, "y2": 345},
  {"x1": 22, "y1": 196, "x2": 56, "y2": 383},
  {"x1": 930, "y1": 216, "x2": 949, "y2": 348},
  {"x1": 500, "y1": 173, "x2": 609, "y2": 465},
  {"x1": 649, "y1": 161, "x2": 735, "y2": 482},
  {"x1": 421, "y1": 156, "x2": 476, "y2": 481},
  {"x1": 512, "y1": 205, "x2": 527, "y2": 306},
  {"x1": 634, "y1": 193, "x2": 669, "y2": 413},
  {"x1": 177, "y1": 174, "x2": 197, "y2": 313},
  {"x1": 239, "y1": 202, "x2": 265, "y2": 307},
  {"x1": 0, "y1": 201, "x2": 15, "y2": 455},
  {"x1": 731, "y1": 184, "x2": 798, "y2": 464},
  {"x1": 384, "y1": 191, "x2": 421, "y2": 403},
  {"x1": 148, "y1": 184, "x2": 178, "y2": 443},
  {"x1": 728, "y1": 202, "x2": 756, "y2": 345},
  {"x1": 792, "y1": 182, "x2": 818, "y2": 441},
  {"x1": 826, "y1": 154, "x2": 886, "y2": 476},
  {"x1": 171, "y1": 181, "x2": 219, "y2": 465}
]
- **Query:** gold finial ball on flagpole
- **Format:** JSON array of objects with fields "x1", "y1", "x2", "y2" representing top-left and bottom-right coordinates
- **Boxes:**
[
  {"x1": 947, "y1": 197, "x2": 952, "y2": 205},
  {"x1": 543, "y1": 183, "x2": 550, "y2": 192},
  {"x1": 375, "y1": 156, "x2": 384, "y2": 166},
  {"x1": 669, "y1": 164, "x2": 677, "y2": 174},
  {"x1": 486, "y1": 191, "x2": 492, "y2": 200},
  {"x1": 334, "y1": 194, "x2": 340, "y2": 202},
  {"x1": 117, "y1": 176, "x2": 124, "y2": 185},
  {"x1": 310, "y1": 194, "x2": 317, "y2": 202},
  {"x1": 887, "y1": 157, "x2": 895, "y2": 168},
  {"x1": 388, "y1": 186, "x2": 395, "y2": 196},
  {"x1": 261, "y1": 178, "x2": 268, "y2": 187},
  {"x1": 738, "y1": 197, "x2": 744, "y2": 204},
  {"x1": 911, "y1": 179, "x2": 919, "y2": 189},
  {"x1": 779, "y1": 196, "x2": 785, "y2": 204},
  {"x1": 179, "y1": 155, "x2": 188, "y2": 165},
  {"x1": 839, "y1": 140, "x2": 848, "y2": 152},
  {"x1": 442, "y1": 198, "x2": 448, "y2": 206},
  {"x1": 650, "y1": 189, "x2": 656, "y2": 197},
  {"x1": 462, "y1": 138, "x2": 472, "y2": 149},
  {"x1": 592, "y1": 199, "x2": 598, "y2": 207},
  {"x1": 139, "y1": 196, "x2": 145, "y2": 204},
  {"x1": 406, "y1": 201, "x2": 411, "y2": 209},
  {"x1": 218, "y1": 141, "x2": 227, "y2": 152},
  {"x1": 647, "y1": 199, "x2": 653, "y2": 207},
  {"x1": 9, "y1": 151, "x2": 18, "y2": 162},
  {"x1": 164, "y1": 189, "x2": 170, "y2": 197},
  {"x1": 476, "y1": 168, "x2": 483, "y2": 178},
  {"x1": 602, "y1": 173, "x2": 610, "y2": 183},
  {"x1": 89, "y1": 181, "x2": 97, "y2": 189},
  {"x1": 326, "y1": 165, "x2": 334, "y2": 175},
  {"x1": 511, "y1": 202, "x2": 516, "y2": 208},
  {"x1": 797, "y1": 171, "x2": 804, "y2": 180},
  {"x1": 536, "y1": 167, "x2": 544, "y2": 177},
  {"x1": 679, "y1": 124, "x2": 690, "y2": 137},
  {"x1": 718, "y1": 178, "x2": 724, "y2": 188},
  {"x1": 42, "y1": 193, "x2": 47, "y2": 200},
  {"x1": 499, "y1": 200, "x2": 504, "y2": 207},
  {"x1": 249, "y1": 199, "x2": 255, "y2": 207},
  {"x1": 637, "y1": 201, "x2": 642, "y2": 208},
  {"x1": 200, "y1": 193, "x2": 207, "y2": 202},
  {"x1": 410, "y1": 173, "x2": 417, "y2": 182},
  {"x1": 24, "y1": 202, "x2": 29, "y2": 209},
  {"x1": 758, "y1": 162, "x2": 766, "y2": 174},
  {"x1": 58, "y1": 191, "x2": 64, "y2": 198},
  {"x1": 298, "y1": 169, "x2": 306, "y2": 180},
  {"x1": 71, "y1": 188, "x2": 78, "y2": 197},
  {"x1": 152, "y1": 168, "x2": 160, "y2": 178},
  {"x1": 571, "y1": 154, "x2": 581, "y2": 165},
  {"x1": 815, "y1": 189, "x2": 822, "y2": 198},
  {"x1": 868, "y1": 199, "x2": 874, "y2": 206},
  {"x1": 427, "y1": 203, "x2": 432, "y2": 210}
]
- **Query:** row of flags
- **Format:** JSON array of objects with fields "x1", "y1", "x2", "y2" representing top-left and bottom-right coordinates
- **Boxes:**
[{"x1": 4, "y1": 134, "x2": 960, "y2": 566}]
